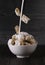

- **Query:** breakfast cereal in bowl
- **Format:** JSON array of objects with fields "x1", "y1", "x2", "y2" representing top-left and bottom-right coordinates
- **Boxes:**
[
  {"x1": 8, "y1": 0, "x2": 38, "y2": 58},
  {"x1": 8, "y1": 26, "x2": 38, "y2": 58}
]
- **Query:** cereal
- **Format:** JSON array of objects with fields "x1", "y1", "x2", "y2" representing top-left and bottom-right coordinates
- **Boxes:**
[
  {"x1": 30, "y1": 38, "x2": 36, "y2": 44},
  {"x1": 11, "y1": 39, "x2": 15, "y2": 45},
  {"x1": 15, "y1": 8, "x2": 20, "y2": 16},
  {"x1": 25, "y1": 35, "x2": 30, "y2": 41},
  {"x1": 19, "y1": 40, "x2": 25, "y2": 45},
  {"x1": 25, "y1": 42, "x2": 31, "y2": 45},
  {"x1": 11, "y1": 32, "x2": 37, "y2": 45},
  {"x1": 11, "y1": 35, "x2": 16, "y2": 45},
  {"x1": 15, "y1": 8, "x2": 30, "y2": 24},
  {"x1": 21, "y1": 14, "x2": 30, "y2": 24},
  {"x1": 14, "y1": 25, "x2": 19, "y2": 34},
  {"x1": 15, "y1": 40, "x2": 20, "y2": 46}
]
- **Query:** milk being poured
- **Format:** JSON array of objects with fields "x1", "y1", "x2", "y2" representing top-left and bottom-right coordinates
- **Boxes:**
[{"x1": 19, "y1": 0, "x2": 24, "y2": 34}]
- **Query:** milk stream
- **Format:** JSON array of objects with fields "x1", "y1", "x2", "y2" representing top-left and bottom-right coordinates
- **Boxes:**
[{"x1": 19, "y1": 0, "x2": 24, "y2": 34}]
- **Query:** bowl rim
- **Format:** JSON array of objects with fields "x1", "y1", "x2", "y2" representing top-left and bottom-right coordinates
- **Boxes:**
[{"x1": 8, "y1": 39, "x2": 38, "y2": 47}]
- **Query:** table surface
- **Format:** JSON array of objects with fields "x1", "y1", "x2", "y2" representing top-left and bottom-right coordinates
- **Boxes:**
[{"x1": 0, "y1": 44, "x2": 45, "y2": 65}]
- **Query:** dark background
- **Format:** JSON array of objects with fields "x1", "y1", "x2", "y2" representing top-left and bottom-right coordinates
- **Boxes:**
[
  {"x1": 0, "y1": 0, "x2": 45, "y2": 65},
  {"x1": 0, "y1": 0, "x2": 45, "y2": 45}
]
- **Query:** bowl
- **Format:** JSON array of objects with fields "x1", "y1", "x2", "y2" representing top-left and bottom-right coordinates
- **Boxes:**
[{"x1": 8, "y1": 39, "x2": 38, "y2": 58}]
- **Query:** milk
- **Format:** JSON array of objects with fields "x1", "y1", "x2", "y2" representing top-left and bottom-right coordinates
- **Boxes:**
[{"x1": 19, "y1": 0, "x2": 24, "y2": 34}]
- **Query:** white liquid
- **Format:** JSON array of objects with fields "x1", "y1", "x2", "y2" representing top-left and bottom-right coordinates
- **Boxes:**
[{"x1": 19, "y1": 0, "x2": 24, "y2": 34}]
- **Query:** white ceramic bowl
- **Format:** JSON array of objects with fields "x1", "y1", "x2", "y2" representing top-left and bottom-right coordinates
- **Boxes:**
[{"x1": 8, "y1": 39, "x2": 38, "y2": 58}]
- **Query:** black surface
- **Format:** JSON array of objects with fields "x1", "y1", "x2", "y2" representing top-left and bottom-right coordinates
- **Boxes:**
[{"x1": 0, "y1": 44, "x2": 45, "y2": 65}]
